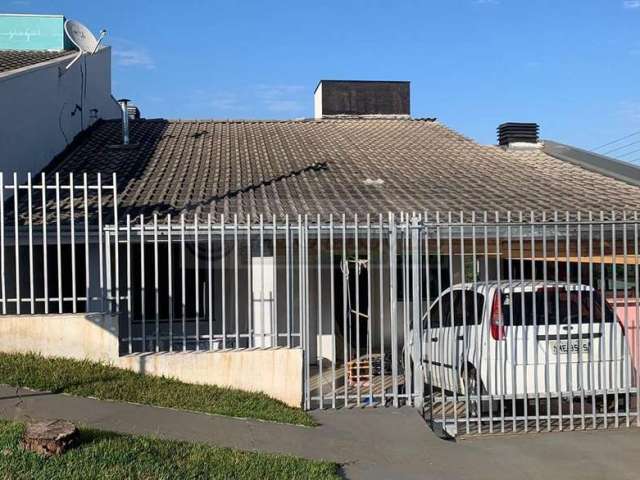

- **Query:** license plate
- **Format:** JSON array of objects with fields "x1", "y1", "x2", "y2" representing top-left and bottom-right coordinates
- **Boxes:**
[{"x1": 548, "y1": 339, "x2": 590, "y2": 355}]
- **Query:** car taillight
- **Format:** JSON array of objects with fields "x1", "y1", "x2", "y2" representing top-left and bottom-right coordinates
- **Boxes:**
[{"x1": 491, "y1": 291, "x2": 506, "y2": 341}]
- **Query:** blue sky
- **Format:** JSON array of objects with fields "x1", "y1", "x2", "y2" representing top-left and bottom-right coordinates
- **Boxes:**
[{"x1": 4, "y1": 0, "x2": 640, "y2": 155}]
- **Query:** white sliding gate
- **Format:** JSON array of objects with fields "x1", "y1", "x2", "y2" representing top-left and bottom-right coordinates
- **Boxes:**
[{"x1": 2, "y1": 170, "x2": 640, "y2": 437}]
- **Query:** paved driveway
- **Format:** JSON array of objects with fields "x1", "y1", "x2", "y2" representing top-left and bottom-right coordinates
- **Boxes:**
[{"x1": 1, "y1": 385, "x2": 639, "y2": 479}]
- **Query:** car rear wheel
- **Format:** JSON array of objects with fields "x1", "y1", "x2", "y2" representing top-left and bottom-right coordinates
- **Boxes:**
[{"x1": 460, "y1": 366, "x2": 494, "y2": 417}]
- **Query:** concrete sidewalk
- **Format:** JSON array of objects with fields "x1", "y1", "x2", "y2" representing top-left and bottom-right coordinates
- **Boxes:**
[{"x1": 1, "y1": 385, "x2": 639, "y2": 479}]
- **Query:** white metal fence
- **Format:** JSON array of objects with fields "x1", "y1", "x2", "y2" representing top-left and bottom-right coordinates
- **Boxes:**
[{"x1": 2, "y1": 171, "x2": 640, "y2": 437}]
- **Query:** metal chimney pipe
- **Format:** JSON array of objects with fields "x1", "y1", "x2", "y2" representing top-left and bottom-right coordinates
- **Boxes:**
[{"x1": 118, "y1": 98, "x2": 130, "y2": 145}]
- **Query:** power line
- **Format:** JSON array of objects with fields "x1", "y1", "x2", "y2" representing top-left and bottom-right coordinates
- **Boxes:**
[
  {"x1": 592, "y1": 130, "x2": 640, "y2": 151},
  {"x1": 602, "y1": 139, "x2": 640, "y2": 155},
  {"x1": 616, "y1": 147, "x2": 640, "y2": 159}
]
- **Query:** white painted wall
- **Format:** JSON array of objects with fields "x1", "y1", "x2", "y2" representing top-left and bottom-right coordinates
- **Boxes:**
[
  {"x1": 0, "y1": 312, "x2": 303, "y2": 407},
  {"x1": 0, "y1": 46, "x2": 120, "y2": 181},
  {"x1": 313, "y1": 82, "x2": 322, "y2": 119}
]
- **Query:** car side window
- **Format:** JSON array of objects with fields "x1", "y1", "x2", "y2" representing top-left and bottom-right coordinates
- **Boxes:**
[
  {"x1": 429, "y1": 292, "x2": 452, "y2": 328},
  {"x1": 462, "y1": 291, "x2": 485, "y2": 325},
  {"x1": 451, "y1": 291, "x2": 465, "y2": 326}
]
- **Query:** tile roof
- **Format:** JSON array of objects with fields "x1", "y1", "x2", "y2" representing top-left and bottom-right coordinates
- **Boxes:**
[
  {"x1": 0, "y1": 49, "x2": 75, "y2": 74},
  {"x1": 33, "y1": 117, "x2": 640, "y2": 220}
]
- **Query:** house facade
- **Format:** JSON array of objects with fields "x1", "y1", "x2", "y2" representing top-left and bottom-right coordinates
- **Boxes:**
[{"x1": 2, "y1": 17, "x2": 640, "y2": 435}]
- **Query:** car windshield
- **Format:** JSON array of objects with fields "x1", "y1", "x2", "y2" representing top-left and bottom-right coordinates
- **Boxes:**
[{"x1": 502, "y1": 288, "x2": 615, "y2": 326}]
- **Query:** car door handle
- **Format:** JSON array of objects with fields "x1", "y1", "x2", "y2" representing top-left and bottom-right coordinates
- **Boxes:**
[
  {"x1": 457, "y1": 335, "x2": 465, "y2": 341},
  {"x1": 431, "y1": 337, "x2": 438, "y2": 342}
]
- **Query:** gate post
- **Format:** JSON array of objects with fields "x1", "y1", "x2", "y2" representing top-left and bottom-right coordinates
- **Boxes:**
[
  {"x1": 411, "y1": 215, "x2": 424, "y2": 409},
  {"x1": 301, "y1": 216, "x2": 311, "y2": 410},
  {"x1": 389, "y1": 214, "x2": 399, "y2": 407}
]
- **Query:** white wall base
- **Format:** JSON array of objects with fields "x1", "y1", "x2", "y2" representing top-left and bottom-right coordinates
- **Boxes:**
[{"x1": 0, "y1": 313, "x2": 303, "y2": 407}]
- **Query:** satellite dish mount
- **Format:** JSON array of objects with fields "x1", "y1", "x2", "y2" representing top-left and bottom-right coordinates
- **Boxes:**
[{"x1": 63, "y1": 20, "x2": 107, "y2": 71}]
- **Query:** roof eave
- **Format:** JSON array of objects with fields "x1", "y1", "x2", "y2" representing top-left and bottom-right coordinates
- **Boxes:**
[
  {"x1": 542, "y1": 139, "x2": 640, "y2": 188},
  {"x1": 0, "y1": 49, "x2": 81, "y2": 81}
]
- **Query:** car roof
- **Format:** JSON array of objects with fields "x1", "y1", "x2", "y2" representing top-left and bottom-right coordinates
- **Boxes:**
[{"x1": 442, "y1": 281, "x2": 593, "y2": 294}]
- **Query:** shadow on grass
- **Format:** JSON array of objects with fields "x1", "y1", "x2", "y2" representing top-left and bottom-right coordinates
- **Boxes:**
[
  {"x1": 49, "y1": 373, "x2": 124, "y2": 394},
  {"x1": 76, "y1": 428, "x2": 123, "y2": 448}
]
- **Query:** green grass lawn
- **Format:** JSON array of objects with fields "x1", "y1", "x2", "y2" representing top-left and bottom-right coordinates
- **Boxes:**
[
  {"x1": 0, "y1": 352, "x2": 315, "y2": 426},
  {"x1": 0, "y1": 420, "x2": 340, "y2": 480}
]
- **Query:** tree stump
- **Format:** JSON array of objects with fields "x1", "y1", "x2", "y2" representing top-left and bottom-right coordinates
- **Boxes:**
[{"x1": 21, "y1": 420, "x2": 79, "y2": 457}]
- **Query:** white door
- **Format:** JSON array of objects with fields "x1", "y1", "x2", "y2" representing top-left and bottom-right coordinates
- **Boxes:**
[{"x1": 252, "y1": 256, "x2": 274, "y2": 348}]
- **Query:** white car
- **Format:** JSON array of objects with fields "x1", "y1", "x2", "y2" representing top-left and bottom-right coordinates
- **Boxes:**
[{"x1": 418, "y1": 281, "x2": 629, "y2": 413}]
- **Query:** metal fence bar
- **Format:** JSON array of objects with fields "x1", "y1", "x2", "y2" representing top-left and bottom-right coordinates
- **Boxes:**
[
  {"x1": 588, "y1": 211, "x2": 596, "y2": 429},
  {"x1": 367, "y1": 214, "x2": 374, "y2": 405},
  {"x1": 404, "y1": 214, "x2": 412, "y2": 406},
  {"x1": 105, "y1": 226, "x2": 111, "y2": 317},
  {"x1": 260, "y1": 215, "x2": 264, "y2": 348},
  {"x1": 286, "y1": 214, "x2": 291, "y2": 348},
  {"x1": 518, "y1": 212, "x2": 529, "y2": 433},
  {"x1": 97, "y1": 173, "x2": 104, "y2": 313},
  {"x1": 343, "y1": 214, "x2": 350, "y2": 407},
  {"x1": 379, "y1": 213, "x2": 386, "y2": 407},
  {"x1": 140, "y1": 214, "x2": 146, "y2": 351},
  {"x1": 220, "y1": 215, "x2": 226, "y2": 349},
  {"x1": 126, "y1": 214, "x2": 132, "y2": 353},
  {"x1": 495, "y1": 211, "x2": 505, "y2": 433},
  {"x1": 82, "y1": 174, "x2": 89, "y2": 314},
  {"x1": 622, "y1": 211, "x2": 631, "y2": 428},
  {"x1": 529, "y1": 211, "x2": 539, "y2": 432},
  {"x1": 506, "y1": 212, "x2": 516, "y2": 432},
  {"x1": 316, "y1": 214, "x2": 323, "y2": 407},
  {"x1": 599, "y1": 211, "x2": 608, "y2": 429},
  {"x1": 565, "y1": 211, "x2": 574, "y2": 431},
  {"x1": 411, "y1": 215, "x2": 422, "y2": 411},
  {"x1": 460, "y1": 212, "x2": 469, "y2": 435},
  {"x1": 68, "y1": 174, "x2": 76, "y2": 314},
  {"x1": 303, "y1": 215, "x2": 310, "y2": 410},
  {"x1": 389, "y1": 214, "x2": 398, "y2": 407},
  {"x1": 27, "y1": 174, "x2": 34, "y2": 314},
  {"x1": 273, "y1": 215, "x2": 278, "y2": 348},
  {"x1": 13, "y1": 173, "x2": 20, "y2": 315},
  {"x1": 208, "y1": 213, "x2": 213, "y2": 351},
  {"x1": 471, "y1": 211, "x2": 481, "y2": 433},
  {"x1": 246, "y1": 215, "x2": 252, "y2": 349},
  {"x1": 611, "y1": 211, "x2": 619, "y2": 428},
  {"x1": 168, "y1": 214, "x2": 174, "y2": 352},
  {"x1": 194, "y1": 214, "x2": 200, "y2": 351},
  {"x1": 41, "y1": 173, "x2": 49, "y2": 314},
  {"x1": 424, "y1": 213, "x2": 433, "y2": 426},
  {"x1": 181, "y1": 213, "x2": 186, "y2": 351},
  {"x1": 576, "y1": 211, "x2": 585, "y2": 430},
  {"x1": 330, "y1": 214, "x2": 336, "y2": 408},
  {"x1": 483, "y1": 211, "x2": 494, "y2": 433},
  {"x1": 234, "y1": 215, "x2": 239, "y2": 348},
  {"x1": 154, "y1": 214, "x2": 160, "y2": 352},
  {"x1": 434, "y1": 212, "x2": 445, "y2": 426},
  {"x1": 112, "y1": 173, "x2": 120, "y2": 320}
]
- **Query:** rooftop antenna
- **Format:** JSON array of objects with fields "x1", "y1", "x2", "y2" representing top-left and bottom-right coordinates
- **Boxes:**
[{"x1": 63, "y1": 19, "x2": 107, "y2": 71}]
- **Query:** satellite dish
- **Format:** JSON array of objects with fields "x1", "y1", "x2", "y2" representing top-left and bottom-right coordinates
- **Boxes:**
[
  {"x1": 64, "y1": 20, "x2": 100, "y2": 53},
  {"x1": 63, "y1": 20, "x2": 107, "y2": 70}
]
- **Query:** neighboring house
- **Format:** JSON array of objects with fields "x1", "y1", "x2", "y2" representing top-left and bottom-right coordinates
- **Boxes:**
[{"x1": 0, "y1": 14, "x2": 120, "y2": 180}]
